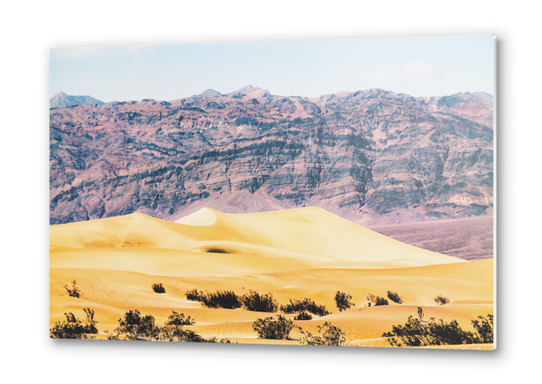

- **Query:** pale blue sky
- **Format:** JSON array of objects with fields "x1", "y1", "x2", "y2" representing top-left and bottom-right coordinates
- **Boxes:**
[{"x1": 50, "y1": 34, "x2": 494, "y2": 102}]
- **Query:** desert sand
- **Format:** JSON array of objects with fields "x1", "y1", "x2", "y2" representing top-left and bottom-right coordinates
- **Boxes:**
[{"x1": 50, "y1": 207, "x2": 494, "y2": 349}]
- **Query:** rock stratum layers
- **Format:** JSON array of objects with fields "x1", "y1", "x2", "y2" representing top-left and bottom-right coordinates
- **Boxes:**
[{"x1": 50, "y1": 86, "x2": 493, "y2": 226}]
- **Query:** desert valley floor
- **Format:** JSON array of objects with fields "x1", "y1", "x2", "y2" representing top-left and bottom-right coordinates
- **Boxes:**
[{"x1": 50, "y1": 207, "x2": 494, "y2": 349}]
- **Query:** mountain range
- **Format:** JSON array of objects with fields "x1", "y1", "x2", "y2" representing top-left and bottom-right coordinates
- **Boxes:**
[{"x1": 49, "y1": 86, "x2": 493, "y2": 225}]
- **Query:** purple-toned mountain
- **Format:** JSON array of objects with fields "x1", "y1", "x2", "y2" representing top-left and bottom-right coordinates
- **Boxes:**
[{"x1": 49, "y1": 86, "x2": 493, "y2": 226}]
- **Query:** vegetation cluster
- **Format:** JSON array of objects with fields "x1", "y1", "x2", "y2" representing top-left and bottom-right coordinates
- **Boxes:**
[
  {"x1": 50, "y1": 311, "x2": 98, "y2": 339},
  {"x1": 252, "y1": 315, "x2": 294, "y2": 340},
  {"x1": 367, "y1": 293, "x2": 389, "y2": 306},
  {"x1": 334, "y1": 291, "x2": 355, "y2": 311},
  {"x1": 382, "y1": 308, "x2": 493, "y2": 347},
  {"x1": 280, "y1": 298, "x2": 330, "y2": 317},
  {"x1": 185, "y1": 289, "x2": 278, "y2": 312},
  {"x1": 298, "y1": 322, "x2": 348, "y2": 346},
  {"x1": 63, "y1": 280, "x2": 83, "y2": 298},
  {"x1": 152, "y1": 283, "x2": 166, "y2": 293}
]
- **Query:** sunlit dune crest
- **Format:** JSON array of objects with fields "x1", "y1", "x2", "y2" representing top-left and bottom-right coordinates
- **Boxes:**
[{"x1": 175, "y1": 207, "x2": 217, "y2": 226}]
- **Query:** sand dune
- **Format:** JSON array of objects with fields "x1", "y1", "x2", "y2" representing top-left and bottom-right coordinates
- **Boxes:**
[{"x1": 50, "y1": 207, "x2": 493, "y2": 348}]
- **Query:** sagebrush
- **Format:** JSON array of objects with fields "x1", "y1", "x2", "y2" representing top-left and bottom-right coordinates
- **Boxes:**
[
  {"x1": 334, "y1": 291, "x2": 354, "y2": 311},
  {"x1": 294, "y1": 311, "x2": 313, "y2": 321},
  {"x1": 152, "y1": 283, "x2": 166, "y2": 293},
  {"x1": 63, "y1": 280, "x2": 82, "y2": 298},
  {"x1": 367, "y1": 293, "x2": 389, "y2": 306},
  {"x1": 241, "y1": 290, "x2": 278, "y2": 312},
  {"x1": 434, "y1": 295, "x2": 450, "y2": 306},
  {"x1": 386, "y1": 291, "x2": 402, "y2": 304},
  {"x1": 252, "y1": 315, "x2": 294, "y2": 339},
  {"x1": 185, "y1": 289, "x2": 242, "y2": 309},
  {"x1": 50, "y1": 312, "x2": 98, "y2": 339},
  {"x1": 382, "y1": 308, "x2": 494, "y2": 347},
  {"x1": 111, "y1": 309, "x2": 231, "y2": 343},
  {"x1": 280, "y1": 298, "x2": 330, "y2": 317},
  {"x1": 298, "y1": 322, "x2": 348, "y2": 346}
]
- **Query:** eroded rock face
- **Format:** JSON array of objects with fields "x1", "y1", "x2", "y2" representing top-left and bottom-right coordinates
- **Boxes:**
[{"x1": 49, "y1": 87, "x2": 493, "y2": 225}]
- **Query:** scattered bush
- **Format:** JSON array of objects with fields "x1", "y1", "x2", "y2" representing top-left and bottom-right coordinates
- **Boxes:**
[
  {"x1": 206, "y1": 337, "x2": 234, "y2": 343},
  {"x1": 83, "y1": 308, "x2": 97, "y2": 324},
  {"x1": 334, "y1": 291, "x2": 355, "y2": 312},
  {"x1": 294, "y1": 311, "x2": 313, "y2": 321},
  {"x1": 160, "y1": 326, "x2": 206, "y2": 342},
  {"x1": 203, "y1": 290, "x2": 242, "y2": 309},
  {"x1": 164, "y1": 311, "x2": 195, "y2": 326},
  {"x1": 367, "y1": 293, "x2": 389, "y2": 307},
  {"x1": 382, "y1": 308, "x2": 494, "y2": 347},
  {"x1": 152, "y1": 283, "x2": 166, "y2": 294},
  {"x1": 280, "y1": 298, "x2": 330, "y2": 317},
  {"x1": 185, "y1": 289, "x2": 203, "y2": 301},
  {"x1": 185, "y1": 289, "x2": 241, "y2": 309},
  {"x1": 113, "y1": 309, "x2": 231, "y2": 343},
  {"x1": 299, "y1": 322, "x2": 348, "y2": 346},
  {"x1": 64, "y1": 280, "x2": 82, "y2": 298},
  {"x1": 471, "y1": 314, "x2": 494, "y2": 343},
  {"x1": 115, "y1": 309, "x2": 160, "y2": 341},
  {"x1": 387, "y1": 291, "x2": 402, "y2": 304},
  {"x1": 241, "y1": 290, "x2": 278, "y2": 313},
  {"x1": 417, "y1": 306, "x2": 425, "y2": 322},
  {"x1": 50, "y1": 312, "x2": 98, "y2": 339},
  {"x1": 434, "y1": 295, "x2": 450, "y2": 306},
  {"x1": 252, "y1": 315, "x2": 294, "y2": 340}
]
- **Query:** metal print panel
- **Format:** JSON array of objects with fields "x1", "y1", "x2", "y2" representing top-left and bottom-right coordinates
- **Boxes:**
[{"x1": 49, "y1": 35, "x2": 495, "y2": 349}]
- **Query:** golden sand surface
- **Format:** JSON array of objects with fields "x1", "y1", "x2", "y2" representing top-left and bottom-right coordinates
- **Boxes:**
[{"x1": 50, "y1": 208, "x2": 494, "y2": 349}]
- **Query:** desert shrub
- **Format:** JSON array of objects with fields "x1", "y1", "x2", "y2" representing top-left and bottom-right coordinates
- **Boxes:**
[
  {"x1": 105, "y1": 331, "x2": 120, "y2": 340},
  {"x1": 185, "y1": 289, "x2": 241, "y2": 309},
  {"x1": 417, "y1": 306, "x2": 425, "y2": 322},
  {"x1": 64, "y1": 280, "x2": 82, "y2": 298},
  {"x1": 115, "y1": 309, "x2": 160, "y2": 341},
  {"x1": 382, "y1": 308, "x2": 489, "y2": 347},
  {"x1": 164, "y1": 311, "x2": 195, "y2": 326},
  {"x1": 185, "y1": 289, "x2": 204, "y2": 301},
  {"x1": 280, "y1": 298, "x2": 330, "y2": 317},
  {"x1": 387, "y1": 291, "x2": 402, "y2": 304},
  {"x1": 471, "y1": 314, "x2": 494, "y2": 343},
  {"x1": 434, "y1": 295, "x2": 450, "y2": 306},
  {"x1": 298, "y1": 322, "x2": 348, "y2": 346},
  {"x1": 241, "y1": 290, "x2": 278, "y2": 312},
  {"x1": 334, "y1": 291, "x2": 355, "y2": 311},
  {"x1": 160, "y1": 326, "x2": 206, "y2": 342},
  {"x1": 50, "y1": 312, "x2": 98, "y2": 339},
  {"x1": 152, "y1": 283, "x2": 166, "y2": 294},
  {"x1": 294, "y1": 311, "x2": 313, "y2": 321},
  {"x1": 83, "y1": 308, "x2": 97, "y2": 324},
  {"x1": 206, "y1": 337, "x2": 234, "y2": 343},
  {"x1": 252, "y1": 315, "x2": 294, "y2": 339},
  {"x1": 203, "y1": 290, "x2": 242, "y2": 309},
  {"x1": 113, "y1": 309, "x2": 226, "y2": 343},
  {"x1": 367, "y1": 293, "x2": 389, "y2": 306}
]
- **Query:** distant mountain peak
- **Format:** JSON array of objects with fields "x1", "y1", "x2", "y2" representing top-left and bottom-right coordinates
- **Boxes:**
[
  {"x1": 50, "y1": 92, "x2": 104, "y2": 109},
  {"x1": 228, "y1": 85, "x2": 270, "y2": 98},
  {"x1": 198, "y1": 89, "x2": 222, "y2": 98}
]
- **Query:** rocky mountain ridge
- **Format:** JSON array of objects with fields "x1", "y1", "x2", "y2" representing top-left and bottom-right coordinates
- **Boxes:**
[{"x1": 50, "y1": 87, "x2": 493, "y2": 225}]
